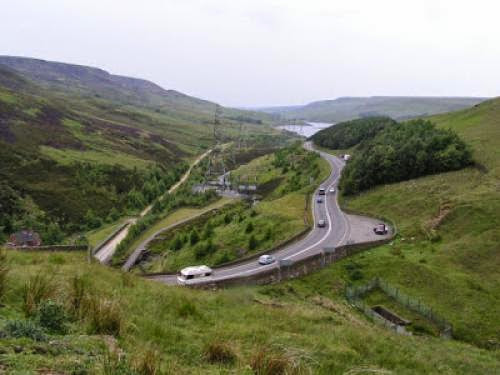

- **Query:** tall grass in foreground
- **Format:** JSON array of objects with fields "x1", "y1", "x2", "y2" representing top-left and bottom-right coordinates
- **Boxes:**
[
  {"x1": 0, "y1": 249, "x2": 8, "y2": 301},
  {"x1": 86, "y1": 294, "x2": 123, "y2": 336},
  {"x1": 250, "y1": 347, "x2": 308, "y2": 375},
  {"x1": 67, "y1": 274, "x2": 90, "y2": 318},
  {"x1": 21, "y1": 273, "x2": 56, "y2": 316}
]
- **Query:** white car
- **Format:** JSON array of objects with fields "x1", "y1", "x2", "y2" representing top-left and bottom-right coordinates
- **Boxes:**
[
  {"x1": 329, "y1": 187, "x2": 336, "y2": 194},
  {"x1": 177, "y1": 265, "x2": 213, "y2": 284},
  {"x1": 258, "y1": 255, "x2": 276, "y2": 265},
  {"x1": 317, "y1": 219, "x2": 326, "y2": 228}
]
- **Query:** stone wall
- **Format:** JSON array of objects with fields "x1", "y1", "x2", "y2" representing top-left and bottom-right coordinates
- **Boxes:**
[
  {"x1": 192, "y1": 236, "x2": 394, "y2": 289},
  {"x1": 6, "y1": 245, "x2": 88, "y2": 252}
]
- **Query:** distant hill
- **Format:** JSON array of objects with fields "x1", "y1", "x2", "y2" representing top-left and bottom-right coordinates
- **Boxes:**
[
  {"x1": 0, "y1": 56, "x2": 272, "y2": 130},
  {"x1": 261, "y1": 96, "x2": 487, "y2": 123}
]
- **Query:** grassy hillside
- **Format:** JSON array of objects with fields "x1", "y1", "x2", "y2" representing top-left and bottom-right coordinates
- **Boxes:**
[
  {"x1": 0, "y1": 56, "x2": 274, "y2": 148},
  {"x1": 1, "y1": 250, "x2": 499, "y2": 374},
  {"x1": 0, "y1": 59, "x2": 294, "y2": 244},
  {"x1": 263, "y1": 96, "x2": 486, "y2": 123},
  {"x1": 331, "y1": 98, "x2": 500, "y2": 348}
]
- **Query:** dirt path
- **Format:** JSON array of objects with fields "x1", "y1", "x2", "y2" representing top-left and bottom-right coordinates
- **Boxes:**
[{"x1": 93, "y1": 149, "x2": 212, "y2": 263}]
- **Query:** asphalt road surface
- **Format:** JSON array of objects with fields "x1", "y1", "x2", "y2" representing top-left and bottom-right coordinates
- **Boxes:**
[{"x1": 149, "y1": 143, "x2": 391, "y2": 286}]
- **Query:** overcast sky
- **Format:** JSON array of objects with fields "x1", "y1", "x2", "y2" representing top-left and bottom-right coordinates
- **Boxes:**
[{"x1": 1, "y1": 0, "x2": 499, "y2": 107}]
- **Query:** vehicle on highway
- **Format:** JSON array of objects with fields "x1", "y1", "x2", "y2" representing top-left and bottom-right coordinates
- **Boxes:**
[
  {"x1": 318, "y1": 188, "x2": 325, "y2": 195},
  {"x1": 317, "y1": 197, "x2": 323, "y2": 203},
  {"x1": 317, "y1": 219, "x2": 326, "y2": 228},
  {"x1": 373, "y1": 224, "x2": 388, "y2": 235},
  {"x1": 177, "y1": 265, "x2": 213, "y2": 284},
  {"x1": 329, "y1": 187, "x2": 335, "y2": 194},
  {"x1": 258, "y1": 254, "x2": 276, "y2": 265}
]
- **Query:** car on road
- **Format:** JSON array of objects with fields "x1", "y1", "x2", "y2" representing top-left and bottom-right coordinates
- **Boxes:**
[
  {"x1": 329, "y1": 187, "x2": 335, "y2": 194},
  {"x1": 316, "y1": 197, "x2": 323, "y2": 203},
  {"x1": 373, "y1": 224, "x2": 388, "y2": 235},
  {"x1": 177, "y1": 265, "x2": 213, "y2": 284},
  {"x1": 317, "y1": 219, "x2": 326, "y2": 228},
  {"x1": 258, "y1": 254, "x2": 276, "y2": 265},
  {"x1": 318, "y1": 188, "x2": 325, "y2": 195}
]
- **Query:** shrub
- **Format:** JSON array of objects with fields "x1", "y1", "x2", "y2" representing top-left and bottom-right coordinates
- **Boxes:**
[
  {"x1": 248, "y1": 235, "x2": 258, "y2": 250},
  {"x1": 0, "y1": 249, "x2": 8, "y2": 301},
  {"x1": 36, "y1": 299, "x2": 67, "y2": 334},
  {"x1": 203, "y1": 340, "x2": 237, "y2": 365},
  {"x1": 22, "y1": 273, "x2": 56, "y2": 317},
  {"x1": 245, "y1": 222, "x2": 254, "y2": 234},
  {"x1": 263, "y1": 228, "x2": 272, "y2": 241},
  {"x1": 194, "y1": 240, "x2": 216, "y2": 260},
  {"x1": 349, "y1": 270, "x2": 364, "y2": 281},
  {"x1": 189, "y1": 229, "x2": 200, "y2": 246},
  {"x1": 214, "y1": 251, "x2": 231, "y2": 265},
  {"x1": 170, "y1": 234, "x2": 183, "y2": 251},
  {"x1": 202, "y1": 222, "x2": 214, "y2": 239},
  {"x1": 86, "y1": 296, "x2": 123, "y2": 336},
  {"x1": 2, "y1": 319, "x2": 46, "y2": 341}
]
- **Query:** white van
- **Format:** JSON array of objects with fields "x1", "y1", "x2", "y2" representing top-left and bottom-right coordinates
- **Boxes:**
[{"x1": 177, "y1": 265, "x2": 213, "y2": 284}]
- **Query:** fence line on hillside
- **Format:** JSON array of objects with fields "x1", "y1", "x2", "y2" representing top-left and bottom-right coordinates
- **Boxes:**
[{"x1": 346, "y1": 278, "x2": 453, "y2": 338}]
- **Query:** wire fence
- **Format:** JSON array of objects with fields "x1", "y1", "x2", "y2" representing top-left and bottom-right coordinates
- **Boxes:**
[{"x1": 346, "y1": 278, "x2": 453, "y2": 338}]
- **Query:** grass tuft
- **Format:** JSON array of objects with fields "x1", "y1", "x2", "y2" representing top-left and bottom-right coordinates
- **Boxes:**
[
  {"x1": 132, "y1": 346, "x2": 162, "y2": 375},
  {"x1": 0, "y1": 249, "x2": 8, "y2": 301},
  {"x1": 86, "y1": 295, "x2": 123, "y2": 336},
  {"x1": 250, "y1": 347, "x2": 306, "y2": 375},
  {"x1": 203, "y1": 340, "x2": 237, "y2": 365},
  {"x1": 67, "y1": 274, "x2": 91, "y2": 318},
  {"x1": 21, "y1": 273, "x2": 56, "y2": 317}
]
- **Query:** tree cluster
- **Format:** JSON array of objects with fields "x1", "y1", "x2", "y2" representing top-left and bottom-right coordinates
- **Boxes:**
[
  {"x1": 310, "y1": 117, "x2": 397, "y2": 149},
  {"x1": 338, "y1": 119, "x2": 472, "y2": 194}
]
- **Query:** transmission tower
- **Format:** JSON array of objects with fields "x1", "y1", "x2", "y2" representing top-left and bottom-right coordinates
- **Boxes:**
[{"x1": 204, "y1": 104, "x2": 227, "y2": 189}]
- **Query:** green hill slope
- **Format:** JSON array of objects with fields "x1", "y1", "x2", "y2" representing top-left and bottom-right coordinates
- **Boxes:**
[
  {"x1": 263, "y1": 96, "x2": 487, "y2": 123},
  {"x1": 1, "y1": 250, "x2": 499, "y2": 373},
  {"x1": 0, "y1": 56, "x2": 271, "y2": 129},
  {"x1": 331, "y1": 98, "x2": 500, "y2": 347},
  {"x1": 0, "y1": 59, "x2": 290, "y2": 243}
]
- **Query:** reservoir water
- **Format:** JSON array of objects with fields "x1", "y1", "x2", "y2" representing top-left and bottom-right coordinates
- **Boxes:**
[{"x1": 278, "y1": 122, "x2": 332, "y2": 138}]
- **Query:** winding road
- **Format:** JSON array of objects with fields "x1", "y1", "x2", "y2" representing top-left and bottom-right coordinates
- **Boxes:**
[{"x1": 149, "y1": 142, "x2": 391, "y2": 285}]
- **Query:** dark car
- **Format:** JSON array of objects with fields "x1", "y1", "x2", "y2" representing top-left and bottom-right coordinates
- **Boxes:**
[
  {"x1": 317, "y1": 197, "x2": 323, "y2": 203},
  {"x1": 373, "y1": 224, "x2": 388, "y2": 235}
]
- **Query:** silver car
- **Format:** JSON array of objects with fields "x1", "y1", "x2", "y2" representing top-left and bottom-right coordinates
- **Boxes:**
[
  {"x1": 258, "y1": 254, "x2": 276, "y2": 265},
  {"x1": 317, "y1": 219, "x2": 326, "y2": 228}
]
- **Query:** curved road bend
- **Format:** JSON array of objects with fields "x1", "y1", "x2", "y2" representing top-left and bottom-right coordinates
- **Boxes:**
[
  {"x1": 149, "y1": 142, "x2": 371, "y2": 286},
  {"x1": 94, "y1": 149, "x2": 213, "y2": 264}
]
